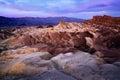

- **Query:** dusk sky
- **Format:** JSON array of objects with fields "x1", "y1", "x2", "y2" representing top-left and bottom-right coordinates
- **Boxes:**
[{"x1": 0, "y1": 0, "x2": 120, "y2": 19}]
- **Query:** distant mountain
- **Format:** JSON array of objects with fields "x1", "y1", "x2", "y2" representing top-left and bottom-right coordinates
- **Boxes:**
[{"x1": 0, "y1": 16, "x2": 84, "y2": 28}]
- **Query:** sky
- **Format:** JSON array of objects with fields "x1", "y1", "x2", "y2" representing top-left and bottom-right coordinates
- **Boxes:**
[{"x1": 0, "y1": 0, "x2": 120, "y2": 19}]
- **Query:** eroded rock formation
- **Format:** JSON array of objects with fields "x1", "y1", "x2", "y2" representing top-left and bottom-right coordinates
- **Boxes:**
[{"x1": 0, "y1": 15, "x2": 120, "y2": 80}]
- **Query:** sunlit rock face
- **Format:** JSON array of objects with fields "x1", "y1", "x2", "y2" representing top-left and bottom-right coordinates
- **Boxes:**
[
  {"x1": 84, "y1": 15, "x2": 120, "y2": 63},
  {"x1": 85, "y1": 15, "x2": 120, "y2": 27},
  {"x1": 0, "y1": 15, "x2": 120, "y2": 80},
  {"x1": 0, "y1": 20, "x2": 94, "y2": 53},
  {"x1": 92, "y1": 15, "x2": 120, "y2": 25},
  {"x1": 1, "y1": 15, "x2": 120, "y2": 60}
]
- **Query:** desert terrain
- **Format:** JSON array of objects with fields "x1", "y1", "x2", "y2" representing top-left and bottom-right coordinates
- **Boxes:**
[{"x1": 0, "y1": 15, "x2": 120, "y2": 80}]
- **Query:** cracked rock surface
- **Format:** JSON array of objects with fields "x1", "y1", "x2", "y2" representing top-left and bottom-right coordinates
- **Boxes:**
[{"x1": 0, "y1": 51, "x2": 120, "y2": 80}]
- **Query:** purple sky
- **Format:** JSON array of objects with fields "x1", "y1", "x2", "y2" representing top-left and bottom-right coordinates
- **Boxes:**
[{"x1": 0, "y1": 0, "x2": 120, "y2": 19}]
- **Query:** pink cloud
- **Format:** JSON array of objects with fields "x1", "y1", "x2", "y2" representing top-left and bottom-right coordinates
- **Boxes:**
[{"x1": 76, "y1": 1, "x2": 112, "y2": 12}]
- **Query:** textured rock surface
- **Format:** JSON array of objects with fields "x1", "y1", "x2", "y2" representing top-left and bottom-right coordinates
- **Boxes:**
[
  {"x1": 0, "y1": 15, "x2": 120, "y2": 80},
  {"x1": 51, "y1": 51, "x2": 104, "y2": 80},
  {"x1": 99, "y1": 64, "x2": 120, "y2": 80},
  {"x1": 51, "y1": 52, "x2": 120, "y2": 80},
  {"x1": 0, "y1": 44, "x2": 78, "y2": 56},
  {"x1": 0, "y1": 52, "x2": 54, "y2": 75},
  {"x1": 1, "y1": 51, "x2": 120, "y2": 80}
]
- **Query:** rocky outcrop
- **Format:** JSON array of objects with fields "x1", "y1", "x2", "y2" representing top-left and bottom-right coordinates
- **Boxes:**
[
  {"x1": 0, "y1": 15, "x2": 120, "y2": 63},
  {"x1": 95, "y1": 49, "x2": 120, "y2": 63},
  {"x1": 0, "y1": 21, "x2": 94, "y2": 53},
  {"x1": 0, "y1": 28, "x2": 14, "y2": 40},
  {"x1": 51, "y1": 52, "x2": 120, "y2": 80},
  {"x1": 92, "y1": 15, "x2": 120, "y2": 25},
  {"x1": 1, "y1": 15, "x2": 120, "y2": 80},
  {"x1": 1, "y1": 44, "x2": 78, "y2": 56},
  {"x1": 1, "y1": 51, "x2": 120, "y2": 80},
  {"x1": 83, "y1": 15, "x2": 120, "y2": 63},
  {"x1": 85, "y1": 15, "x2": 120, "y2": 28},
  {"x1": 0, "y1": 52, "x2": 55, "y2": 79}
]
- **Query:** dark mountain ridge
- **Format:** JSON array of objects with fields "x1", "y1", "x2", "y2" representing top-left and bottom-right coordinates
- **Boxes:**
[{"x1": 0, "y1": 16, "x2": 84, "y2": 28}]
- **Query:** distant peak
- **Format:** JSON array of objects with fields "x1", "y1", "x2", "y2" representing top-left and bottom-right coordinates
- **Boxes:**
[{"x1": 59, "y1": 20, "x2": 66, "y2": 25}]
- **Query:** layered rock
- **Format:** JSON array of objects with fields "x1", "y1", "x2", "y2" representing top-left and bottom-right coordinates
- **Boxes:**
[
  {"x1": 0, "y1": 15, "x2": 120, "y2": 63},
  {"x1": 85, "y1": 15, "x2": 120, "y2": 28},
  {"x1": 0, "y1": 15, "x2": 120, "y2": 79},
  {"x1": 92, "y1": 15, "x2": 120, "y2": 25},
  {"x1": 84, "y1": 15, "x2": 120, "y2": 63},
  {"x1": 0, "y1": 21, "x2": 94, "y2": 54},
  {"x1": 0, "y1": 28, "x2": 14, "y2": 40}
]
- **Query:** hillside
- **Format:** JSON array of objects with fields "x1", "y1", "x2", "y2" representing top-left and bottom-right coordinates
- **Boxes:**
[{"x1": 0, "y1": 15, "x2": 120, "y2": 80}]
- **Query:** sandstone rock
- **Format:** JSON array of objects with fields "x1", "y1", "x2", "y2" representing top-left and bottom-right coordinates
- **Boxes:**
[
  {"x1": 51, "y1": 51, "x2": 105, "y2": 80},
  {"x1": 95, "y1": 49, "x2": 120, "y2": 63},
  {"x1": 0, "y1": 20, "x2": 95, "y2": 53},
  {"x1": 1, "y1": 15, "x2": 120, "y2": 80},
  {"x1": 99, "y1": 64, "x2": 120, "y2": 80},
  {"x1": 0, "y1": 51, "x2": 78, "y2": 80},
  {"x1": 36, "y1": 69, "x2": 77, "y2": 80},
  {"x1": 83, "y1": 15, "x2": 120, "y2": 53},
  {"x1": 0, "y1": 52, "x2": 54, "y2": 76},
  {"x1": 92, "y1": 15, "x2": 120, "y2": 25},
  {"x1": 85, "y1": 15, "x2": 120, "y2": 28},
  {"x1": 0, "y1": 44, "x2": 78, "y2": 56},
  {"x1": 0, "y1": 28, "x2": 15, "y2": 40}
]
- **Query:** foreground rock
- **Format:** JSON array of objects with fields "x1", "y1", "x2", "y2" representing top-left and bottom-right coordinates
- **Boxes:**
[
  {"x1": 51, "y1": 51, "x2": 120, "y2": 80},
  {"x1": 0, "y1": 52, "x2": 53, "y2": 75},
  {"x1": 0, "y1": 52, "x2": 77, "y2": 80},
  {"x1": 51, "y1": 51, "x2": 104, "y2": 80},
  {"x1": 1, "y1": 51, "x2": 120, "y2": 80}
]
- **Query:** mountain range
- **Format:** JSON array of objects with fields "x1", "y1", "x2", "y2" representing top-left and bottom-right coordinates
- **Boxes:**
[{"x1": 0, "y1": 16, "x2": 84, "y2": 28}]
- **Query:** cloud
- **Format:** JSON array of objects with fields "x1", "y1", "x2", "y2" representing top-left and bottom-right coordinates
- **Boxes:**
[
  {"x1": 61, "y1": 11, "x2": 108, "y2": 19},
  {"x1": 0, "y1": 5, "x2": 56, "y2": 17},
  {"x1": 54, "y1": 0, "x2": 120, "y2": 14},
  {"x1": 0, "y1": 0, "x2": 120, "y2": 18},
  {"x1": 0, "y1": 0, "x2": 11, "y2": 5},
  {"x1": 46, "y1": 0, "x2": 76, "y2": 9},
  {"x1": 75, "y1": 1, "x2": 112, "y2": 12},
  {"x1": 15, "y1": 0, "x2": 28, "y2": 3}
]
